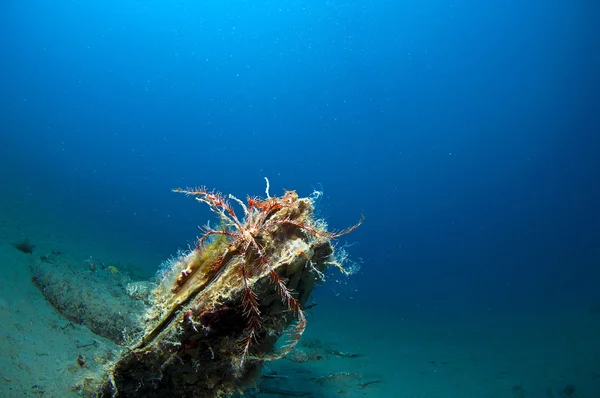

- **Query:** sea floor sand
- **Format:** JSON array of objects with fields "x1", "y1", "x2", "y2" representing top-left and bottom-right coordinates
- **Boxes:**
[
  {"x1": 1, "y1": 197, "x2": 599, "y2": 397},
  {"x1": 298, "y1": 305, "x2": 600, "y2": 398}
]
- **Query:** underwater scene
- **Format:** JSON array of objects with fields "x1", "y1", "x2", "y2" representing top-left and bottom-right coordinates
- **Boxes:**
[{"x1": 1, "y1": 1, "x2": 599, "y2": 397}]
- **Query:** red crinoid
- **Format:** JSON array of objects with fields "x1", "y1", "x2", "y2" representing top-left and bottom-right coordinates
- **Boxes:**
[{"x1": 173, "y1": 181, "x2": 363, "y2": 365}]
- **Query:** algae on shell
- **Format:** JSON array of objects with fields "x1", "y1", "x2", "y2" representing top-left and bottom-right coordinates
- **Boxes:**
[{"x1": 90, "y1": 187, "x2": 360, "y2": 397}]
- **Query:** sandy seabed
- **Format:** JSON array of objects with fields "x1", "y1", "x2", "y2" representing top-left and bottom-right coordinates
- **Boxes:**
[{"x1": 1, "y1": 197, "x2": 599, "y2": 398}]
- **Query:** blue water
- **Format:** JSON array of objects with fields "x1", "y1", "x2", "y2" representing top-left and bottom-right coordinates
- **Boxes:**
[{"x1": 2, "y1": 1, "x2": 599, "y2": 396}]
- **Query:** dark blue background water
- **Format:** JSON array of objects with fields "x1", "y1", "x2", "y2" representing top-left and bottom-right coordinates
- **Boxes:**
[{"x1": 2, "y1": 1, "x2": 599, "y2": 316}]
